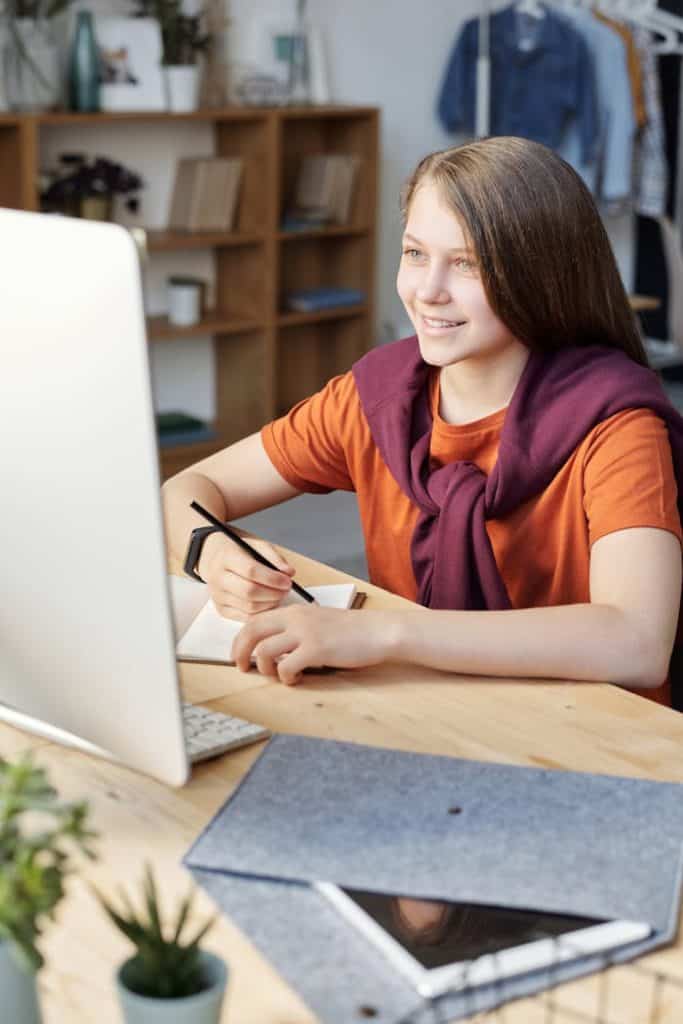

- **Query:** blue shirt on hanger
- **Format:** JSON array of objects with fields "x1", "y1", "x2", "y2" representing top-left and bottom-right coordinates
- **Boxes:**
[
  {"x1": 437, "y1": 5, "x2": 598, "y2": 162},
  {"x1": 557, "y1": 7, "x2": 635, "y2": 204}
]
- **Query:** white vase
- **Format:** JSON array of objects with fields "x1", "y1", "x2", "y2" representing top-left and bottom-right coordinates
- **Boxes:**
[
  {"x1": 4, "y1": 18, "x2": 61, "y2": 112},
  {"x1": 116, "y1": 950, "x2": 227, "y2": 1023},
  {"x1": 164, "y1": 65, "x2": 201, "y2": 112},
  {"x1": 0, "y1": 941, "x2": 41, "y2": 1024}
]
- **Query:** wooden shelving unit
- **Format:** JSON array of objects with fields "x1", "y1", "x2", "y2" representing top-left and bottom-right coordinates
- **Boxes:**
[{"x1": 1, "y1": 106, "x2": 379, "y2": 478}]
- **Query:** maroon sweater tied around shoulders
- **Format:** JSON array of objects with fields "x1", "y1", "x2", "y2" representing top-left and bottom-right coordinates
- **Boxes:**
[{"x1": 352, "y1": 337, "x2": 683, "y2": 705}]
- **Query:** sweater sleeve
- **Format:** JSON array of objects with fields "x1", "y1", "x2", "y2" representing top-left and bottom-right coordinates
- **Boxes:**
[{"x1": 260, "y1": 372, "x2": 358, "y2": 494}]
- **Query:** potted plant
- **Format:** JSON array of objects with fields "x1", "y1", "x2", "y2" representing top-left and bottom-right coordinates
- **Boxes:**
[
  {"x1": 96, "y1": 864, "x2": 227, "y2": 1024},
  {"x1": 0, "y1": 754, "x2": 96, "y2": 1024},
  {"x1": 131, "y1": 0, "x2": 210, "y2": 112},
  {"x1": 41, "y1": 154, "x2": 145, "y2": 221},
  {"x1": 2, "y1": 0, "x2": 75, "y2": 111}
]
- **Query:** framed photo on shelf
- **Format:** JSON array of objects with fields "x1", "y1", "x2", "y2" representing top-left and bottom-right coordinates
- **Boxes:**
[{"x1": 95, "y1": 17, "x2": 166, "y2": 111}]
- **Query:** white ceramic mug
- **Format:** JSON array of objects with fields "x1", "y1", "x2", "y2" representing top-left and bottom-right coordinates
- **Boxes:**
[{"x1": 167, "y1": 276, "x2": 205, "y2": 326}]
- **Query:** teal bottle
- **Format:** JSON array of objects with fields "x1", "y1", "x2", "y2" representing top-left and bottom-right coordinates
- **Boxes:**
[{"x1": 68, "y1": 11, "x2": 100, "y2": 112}]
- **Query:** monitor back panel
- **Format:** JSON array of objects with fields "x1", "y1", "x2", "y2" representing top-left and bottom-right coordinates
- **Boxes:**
[{"x1": 0, "y1": 209, "x2": 188, "y2": 785}]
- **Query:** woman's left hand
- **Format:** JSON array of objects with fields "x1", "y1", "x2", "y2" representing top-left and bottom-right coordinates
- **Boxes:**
[{"x1": 231, "y1": 606, "x2": 397, "y2": 685}]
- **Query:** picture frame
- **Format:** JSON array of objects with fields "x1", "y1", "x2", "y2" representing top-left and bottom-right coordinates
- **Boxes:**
[{"x1": 95, "y1": 17, "x2": 166, "y2": 112}]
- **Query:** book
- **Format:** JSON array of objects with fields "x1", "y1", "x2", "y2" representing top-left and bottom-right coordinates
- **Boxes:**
[
  {"x1": 283, "y1": 153, "x2": 360, "y2": 229},
  {"x1": 284, "y1": 286, "x2": 365, "y2": 312},
  {"x1": 168, "y1": 157, "x2": 243, "y2": 232},
  {"x1": 330, "y1": 155, "x2": 360, "y2": 224},
  {"x1": 156, "y1": 411, "x2": 217, "y2": 449},
  {"x1": 169, "y1": 575, "x2": 358, "y2": 665}
]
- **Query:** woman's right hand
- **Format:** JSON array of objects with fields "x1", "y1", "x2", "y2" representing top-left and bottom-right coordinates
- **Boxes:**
[{"x1": 197, "y1": 531, "x2": 296, "y2": 621}]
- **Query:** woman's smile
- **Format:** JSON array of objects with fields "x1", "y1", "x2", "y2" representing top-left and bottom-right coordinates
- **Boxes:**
[{"x1": 420, "y1": 313, "x2": 467, "y2": 334}]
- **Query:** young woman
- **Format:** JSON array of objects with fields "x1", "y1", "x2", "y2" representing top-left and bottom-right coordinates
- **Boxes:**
[{"x1": 162, "y1": 136, "x2": 683, "y2": 706}]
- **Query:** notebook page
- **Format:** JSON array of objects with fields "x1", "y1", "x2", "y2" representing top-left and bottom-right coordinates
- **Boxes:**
[
  {"x1": 169, "y1": 575, "x2": 211, "y2": 640},
  {"x1": 175, "y1": 582, "x2": 357, "y2": 664}
]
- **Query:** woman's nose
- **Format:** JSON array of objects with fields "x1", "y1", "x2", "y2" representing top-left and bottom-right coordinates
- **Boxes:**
[{"x1": 416, "y1": 267, "x2": 451, "y2": 304}]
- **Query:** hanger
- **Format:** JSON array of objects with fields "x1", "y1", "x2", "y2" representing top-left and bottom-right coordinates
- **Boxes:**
[{"x1": 514, "y1": 0, "x2": 546, "y2": 18}]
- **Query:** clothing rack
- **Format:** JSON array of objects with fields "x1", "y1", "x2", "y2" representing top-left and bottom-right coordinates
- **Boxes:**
[
  {"x1": 475, "y1": 1, "x2": 683, "y2": 226},
  {"x1": 477, "y1": 1, "x2": 683, "y2": 138}
]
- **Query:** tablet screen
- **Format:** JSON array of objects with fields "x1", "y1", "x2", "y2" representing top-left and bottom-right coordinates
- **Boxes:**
[{"x1": 339, "y1": 887, "x2": 604, "y2": 969}]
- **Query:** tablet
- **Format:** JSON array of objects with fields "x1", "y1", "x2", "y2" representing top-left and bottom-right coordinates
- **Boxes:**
[{"x1": 315, "y1": 883, "x2": 652, "y2": 999}]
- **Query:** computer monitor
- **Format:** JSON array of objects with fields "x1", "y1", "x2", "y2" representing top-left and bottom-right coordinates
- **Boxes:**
[{"x1": 0, "y1": 208, "x2": 190, "y2": 786}]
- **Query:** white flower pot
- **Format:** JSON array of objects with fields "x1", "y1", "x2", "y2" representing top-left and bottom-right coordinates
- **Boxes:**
[
  {"x1": 164, "y1": 65, "x2": 201, "y2": 113},
  {"x1": 0, "y1": 941, "x2": 41, "y2": 1024},
  {"x1": 116, "y1": 950, "x2": 227, "y2": 1023}
]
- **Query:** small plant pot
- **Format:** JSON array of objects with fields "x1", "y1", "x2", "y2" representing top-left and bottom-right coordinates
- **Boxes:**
[
  {"x1": 116, "y1": 951, "x2": 227, "y2": 1024},
  {"x1": 0, "y1": 941, "x2": 41, "y2": 1024},
  {"x1": 164, "y1": 65, "x2": 201, "y2": 112},
  {"x1": 80, "y1": 196, "x2": 113, "y2": 221}
]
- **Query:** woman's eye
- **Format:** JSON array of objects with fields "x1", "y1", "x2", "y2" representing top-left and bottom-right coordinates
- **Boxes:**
[
  {"x1": 454, "y1": 256, "x2": 477, "y2": 273},
  {"x1": 402, "y1": 248, "x2": 422, "y2": 259}
]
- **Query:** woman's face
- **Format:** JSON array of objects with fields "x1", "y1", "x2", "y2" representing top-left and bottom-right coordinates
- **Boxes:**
[{"x1": 396, "y1": 179, "x2": 520, "y2": 369}]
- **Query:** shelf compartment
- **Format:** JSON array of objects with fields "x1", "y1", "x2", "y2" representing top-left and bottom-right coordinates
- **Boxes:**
[
  {"x1": 277, "y1": 314, "x2": 369, "y2": 414},
  {"x1": 280, "y1": 111, "x2": 379, "y2": 232},
  {"x1": 278, "y1": 234, "x2": 371, "y2": 313},
  {"x1": 147, "y1": 314, "x2": 262, "y2": 341},
  {"x1": 146, "y1": 230, "x2": 265, "y2": 252}
]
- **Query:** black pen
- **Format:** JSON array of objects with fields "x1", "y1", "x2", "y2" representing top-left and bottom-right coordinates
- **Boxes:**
[{"x1": 190, "y1": 501, "x2": 317, "y2": 604}]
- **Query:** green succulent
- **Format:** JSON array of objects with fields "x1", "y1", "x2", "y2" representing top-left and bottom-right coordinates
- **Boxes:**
[
  {"x1": 0, "y1": 755, "x2": 97, "y2": 971},
  {"x1": 95, "y1": 865, "x2": 216, "y2": 999}
]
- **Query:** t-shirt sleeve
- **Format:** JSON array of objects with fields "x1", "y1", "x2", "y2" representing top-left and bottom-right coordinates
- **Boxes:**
[
  {"x1": 583, "y1": 408, "x2": 682, "y2": 546},
  {"x1": 260, "y1": 372, "x2": 357, "y2": 494}
]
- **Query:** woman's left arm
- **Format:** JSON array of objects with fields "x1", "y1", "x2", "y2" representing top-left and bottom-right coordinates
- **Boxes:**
[{"x1": 232, "y1": 527, "x2": 681, "y2": 687}]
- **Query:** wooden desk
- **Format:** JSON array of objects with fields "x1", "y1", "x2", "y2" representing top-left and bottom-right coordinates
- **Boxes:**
[{"x1": 4, "y1": 548, "x2": 683, "y2": 1024}]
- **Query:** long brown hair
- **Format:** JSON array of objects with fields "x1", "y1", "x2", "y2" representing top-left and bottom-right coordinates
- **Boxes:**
[{"x1": 401, "y1": 137, "x2": 648, "y2": 366}]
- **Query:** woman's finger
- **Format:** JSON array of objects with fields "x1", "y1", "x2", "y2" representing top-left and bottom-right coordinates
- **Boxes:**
[
  {"x1": 275, "y1": 646, "x2": 315, "y2": 686},
  {"x1": 253, "y1": 633, "x2": 298, "y2": 678},
  {"x1": 211, "y1": 570, "x2": 290, "y2": 610}
]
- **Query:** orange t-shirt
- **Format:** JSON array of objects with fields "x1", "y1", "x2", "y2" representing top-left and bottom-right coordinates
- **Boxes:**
[{"x1": 261, "y1": 369, "x2": 682, "y2": 706}]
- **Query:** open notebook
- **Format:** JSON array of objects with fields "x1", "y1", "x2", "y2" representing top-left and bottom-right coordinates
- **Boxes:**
[{"x1": 169, "y1": 576, "x2": 357, "y2": 664}]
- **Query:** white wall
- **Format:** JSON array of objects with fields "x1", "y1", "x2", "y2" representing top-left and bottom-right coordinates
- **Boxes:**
[{"x1": 57, "y1": 1, "x2": 635, "y2": 418}]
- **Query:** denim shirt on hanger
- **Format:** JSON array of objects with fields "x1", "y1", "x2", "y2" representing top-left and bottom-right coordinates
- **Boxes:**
[{"x1": 437, "y1": 4, "x2": 598, "y2": 162}]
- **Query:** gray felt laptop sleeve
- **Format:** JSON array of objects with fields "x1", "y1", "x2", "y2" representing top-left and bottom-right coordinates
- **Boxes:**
[{"x1": 184, "y1": 735, "x2": 683, "y2": 1024}]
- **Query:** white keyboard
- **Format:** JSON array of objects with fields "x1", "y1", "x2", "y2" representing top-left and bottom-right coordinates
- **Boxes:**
[{"x1": 182, "y1": 702, "x2": 271, "y2": 763}]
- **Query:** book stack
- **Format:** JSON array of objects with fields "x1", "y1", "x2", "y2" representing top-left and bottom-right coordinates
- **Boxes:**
[
  {"x1": 156, "y1": 411, "x2": 217, "y2": 449},
  {"x1": 168, "y1": 157, "x2": 243, "y2": 233},
  {"x1": 284, "y1": 286, "x2": 365, "y2": 313},
  {"x1": 282, "y1": 154, "x2": 361, "y2": 230}
]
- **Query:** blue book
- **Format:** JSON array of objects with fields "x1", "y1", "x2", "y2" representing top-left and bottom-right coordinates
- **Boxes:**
[{"x1": 285, "y1": 286, "x2": 365, "y2": 312}]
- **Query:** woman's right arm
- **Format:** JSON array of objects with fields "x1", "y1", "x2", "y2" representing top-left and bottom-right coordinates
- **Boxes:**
[{"x1": 161, "y1": 431, "x2": 303, "y2": 617}]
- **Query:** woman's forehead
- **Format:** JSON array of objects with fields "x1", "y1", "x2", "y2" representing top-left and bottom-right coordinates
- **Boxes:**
[{"x1": 404, "y1": 182, "x2": 473, "y2": 251}]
